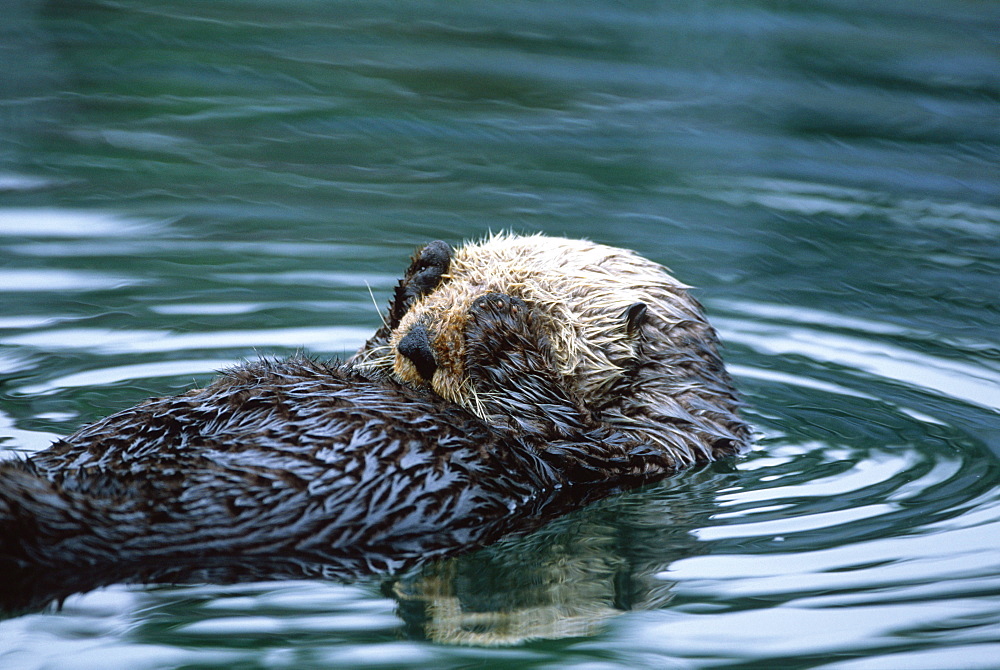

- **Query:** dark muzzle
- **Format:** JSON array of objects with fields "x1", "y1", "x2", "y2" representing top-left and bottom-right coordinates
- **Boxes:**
[{"x1": 398, "y1": 323, "x2": 438, "y2": 380}]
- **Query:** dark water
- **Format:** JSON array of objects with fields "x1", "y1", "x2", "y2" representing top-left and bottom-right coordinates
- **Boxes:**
[{"x1": 2, "y1": 0, "x2": 999, "y2": 667}]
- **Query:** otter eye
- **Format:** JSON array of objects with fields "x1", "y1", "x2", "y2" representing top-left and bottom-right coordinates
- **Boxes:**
[
  {"x1": 622, "y1": 302, "x2": 648, "y2": 336},
  {"x1": 397, "y1": 323, "x2": 438, "y2": 381}
]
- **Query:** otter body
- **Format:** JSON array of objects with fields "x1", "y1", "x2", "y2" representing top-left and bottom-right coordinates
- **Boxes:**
[
  {"x1": 2, "y1": 359, "x2": 542, "y2": 569},
  {"x1": 0, "y1": 234, "x2": 749, "y2": 574}
]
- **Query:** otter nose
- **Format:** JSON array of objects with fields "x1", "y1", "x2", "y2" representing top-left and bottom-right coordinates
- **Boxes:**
[{"x1": 397, "y1": 323, "x2": 438, "y2": 380}]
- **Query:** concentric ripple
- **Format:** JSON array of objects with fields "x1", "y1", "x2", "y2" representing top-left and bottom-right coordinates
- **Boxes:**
[{"x1": 1, "y1": 0, "x2": 999, "y2": 667}]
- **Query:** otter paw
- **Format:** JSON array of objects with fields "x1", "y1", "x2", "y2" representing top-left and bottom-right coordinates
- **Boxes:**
[
  {"x1": 466, "y1": 293, "x2": 532, "y2": 350},
  {"x1": 389, "y1": 240, "x2": 453, "y2": 328},
  {"x1": 464, "y1": 292, "x2": 552, "y2": 380},
  {"x1": 464, "y1": 293, "x2": 589, "y2": 435},
  {"x1": 470, "y1": 292, "x2": 528, "y2": 322}
]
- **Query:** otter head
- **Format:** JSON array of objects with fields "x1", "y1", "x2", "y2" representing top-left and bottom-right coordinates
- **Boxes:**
[
  {"x1": 355, "y1": 233, "x2": 749, "y2": 462},
  {"x1": 359, "y1": 234, "x2": 687, "y2": 413}
]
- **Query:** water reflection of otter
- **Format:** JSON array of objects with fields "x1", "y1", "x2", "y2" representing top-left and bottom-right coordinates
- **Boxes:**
[
  {"x1": 388, "y1": 473, "x2": 722, "y2": 646},
  {"x1": 0, "y1": 235, "x2": 749, "y2": 610}
]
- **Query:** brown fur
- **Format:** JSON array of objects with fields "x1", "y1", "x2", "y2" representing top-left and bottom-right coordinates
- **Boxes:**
[{"x1": 353, "y1": 233, "x2": 751, "y2": 468}]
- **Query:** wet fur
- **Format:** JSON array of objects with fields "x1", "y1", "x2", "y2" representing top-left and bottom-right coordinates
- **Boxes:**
[
  {"x1": 1, "y1": 360, "x2": 549, "y2": 569},
  {"x1": 354, "y1": 233, "x2": 751, "y2": 468},
  {"x1": 0, "y1": 244, "x2": 685, "y2": 571}
]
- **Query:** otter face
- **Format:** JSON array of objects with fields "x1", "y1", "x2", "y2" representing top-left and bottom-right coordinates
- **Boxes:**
[
  {"x1": 368, "y1": 233, "x2": 695, "y2": 417},
  {"x1": 356, "y1": 233, "x2": 750, "y2": 462}
]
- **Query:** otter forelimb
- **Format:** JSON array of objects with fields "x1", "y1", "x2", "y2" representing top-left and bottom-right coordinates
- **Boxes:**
[{"x1": 462, "y1": 292, "x2": 679, "y2": 484}]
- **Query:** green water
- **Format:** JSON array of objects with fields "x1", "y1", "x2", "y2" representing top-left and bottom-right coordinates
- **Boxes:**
[{"x1": 2, "y1": 1, "x2": 999, "y2": 667}]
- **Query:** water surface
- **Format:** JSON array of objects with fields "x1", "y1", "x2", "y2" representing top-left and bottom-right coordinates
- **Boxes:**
[{"x1": 1, "y1": 1, "x2": 999, "y2": 668}]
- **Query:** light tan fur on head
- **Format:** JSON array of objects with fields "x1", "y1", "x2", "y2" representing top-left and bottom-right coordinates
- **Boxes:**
[
  {"x1": 356, "y1": 233, "x2": 749, "y2": 465},
  {"x1": 398, "y1": 235, "x2": 679, "y2": 406}
]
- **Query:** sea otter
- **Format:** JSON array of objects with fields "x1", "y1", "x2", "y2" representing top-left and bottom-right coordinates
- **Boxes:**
[
  {"x1": 354, "y1": 233, "x2": 750, "y2": 467},
  {"x1": 0, "y1": 234, "x2": 748, "y2": 577}
]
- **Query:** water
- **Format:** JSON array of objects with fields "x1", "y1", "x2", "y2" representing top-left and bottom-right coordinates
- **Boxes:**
[{"x1": 1, "y1": 0, "x2": 999, "y2": 667}]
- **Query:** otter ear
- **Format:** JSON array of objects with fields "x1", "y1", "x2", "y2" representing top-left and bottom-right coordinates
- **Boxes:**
[{"x1": 622, "y1": 302, "x2": 648, "y2": 337}]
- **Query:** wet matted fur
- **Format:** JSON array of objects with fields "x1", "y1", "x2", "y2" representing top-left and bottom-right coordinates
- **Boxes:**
[
  {"x1": 0, "y1": 233, "x2": 749, "y2": 591},
  {"x1": 354, "y1": 233, "x2": 751, "y2": 468}
]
